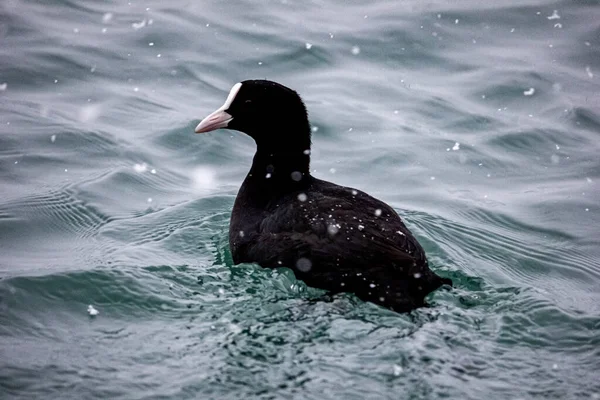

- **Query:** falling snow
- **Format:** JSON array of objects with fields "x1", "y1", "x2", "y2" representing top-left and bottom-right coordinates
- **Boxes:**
[
  {"x1": 132, "y1": 19, "x2": 146, "y2": 30},
  {"x1": 296, "y1": 257, "x2": 312, "y2": 272},
  {"x1": 87, "y1": 305, "x2": 99, "y2": 316},
  {"x1": 585, "y1": 66, "x2": 593, "y2": 78},
  {"x1": 134, "y1": 163, "x2": 147, "y2": 173},
  {"x1": 393, "y1": 364, "x2": 403, "y2": 376},
  {"x1": 192, "y1": 166, "x2": 216, "y2": 192},
  {"x1": 291, "y1": 171, "x2": 302, "y2": 181},
  {"x1": 327, "y1": 224, "x2": 340, "y2": 235}
]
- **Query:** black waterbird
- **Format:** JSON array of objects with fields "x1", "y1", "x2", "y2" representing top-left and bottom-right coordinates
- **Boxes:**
[{"x1": 194, "y1": 80, "x2": 451, "y2": 312}]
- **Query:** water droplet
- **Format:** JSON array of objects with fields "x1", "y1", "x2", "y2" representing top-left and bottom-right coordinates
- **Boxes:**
[
  {"x1": 297, "y1": 193, "x2": 307, "y2": 202},
  {"x1": 151, "y1": 169, "x2": 156, "y2": 174},
  {"x1": 50, "y1": 134, "x2": 56, "y2": 143},
  {"x1": 149, "y1": 42, "x2": 154, "y2": 46},
  {"x1": 413, "y1": 273, "x2": 421, "y2": 279},
  {"x1": 303, "y1": 149, "x2": 311, "y2": 155},
  {"x1": 329, "y1": 168, "x2": 336, "y2": 174},
  {"x1": 265, "y1": 173, "x2": 272, "y2": 179},
  {"x1": 523, "y1": 88, "x2": 535, "y2": 96},
  {"x1": 305, "y1": 42, "x2": 312, "y2": 49},
  {"x1": 351, "y1": 190, "x2": 358, "y2": 196},
  {"x1": 147, "y1": 197, "x2": 152, "y2": 203},
  {"x1": 351, "y1": 46, "x2": 360, "y2": 55},
  {"x1": 239, "y1": 230, "x2": 245, "y2": 238},
  {"x1": 358, "y1": 224, "x2": 364, "y2": 230},
  {"x1": 452, "y1": 142, "x2": 460, "y2": 151},
  {"x1": 374, "y1": 209, "x2": 382, "y2": 217}
]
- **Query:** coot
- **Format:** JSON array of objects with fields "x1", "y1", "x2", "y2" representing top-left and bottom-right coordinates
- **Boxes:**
[{"x1": 195, "y1": 80, "x2": 451, "y2": 312}]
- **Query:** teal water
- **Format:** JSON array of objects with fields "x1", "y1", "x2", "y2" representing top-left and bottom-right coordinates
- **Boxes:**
[{"x1": 1, "y1": 0, "x2": 600, "y2": 398}]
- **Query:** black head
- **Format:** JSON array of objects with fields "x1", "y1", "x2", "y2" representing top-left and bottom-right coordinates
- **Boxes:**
[{"x1": 195, "y1": 80, "x2": 311, "y2": 153}]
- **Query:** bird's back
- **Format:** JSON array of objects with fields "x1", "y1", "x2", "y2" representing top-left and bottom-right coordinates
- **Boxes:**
[{"x1": 230, "y1": 176, "x2": 450, "y2": 311}]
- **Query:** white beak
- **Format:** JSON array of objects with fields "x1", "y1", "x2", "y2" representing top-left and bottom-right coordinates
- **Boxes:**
[
  {"x1": 194, "y1": 109, "x2": 233, "y2": 133},
  {"x1": 194, "y1": 82, "x2": 242, "y2": 133}
]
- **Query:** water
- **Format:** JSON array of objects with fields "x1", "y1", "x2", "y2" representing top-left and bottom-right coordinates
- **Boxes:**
[{"x1": 1, "y1": 0, "x2": 599, "y2": 398}]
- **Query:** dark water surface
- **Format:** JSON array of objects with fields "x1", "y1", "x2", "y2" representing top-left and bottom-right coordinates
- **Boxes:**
[{"x1": 1, "y1": 0, "x2": 600, "y2": 398}]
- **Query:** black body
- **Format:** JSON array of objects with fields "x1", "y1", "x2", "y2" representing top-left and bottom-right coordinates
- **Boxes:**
[{"x1": 205, "y1": 80, "x2": 451, "y2": 312}]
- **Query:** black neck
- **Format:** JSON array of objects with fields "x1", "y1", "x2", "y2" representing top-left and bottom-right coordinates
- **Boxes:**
[{"x1": 248, "y1": 148, "x2": 311, "y2": 185}]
